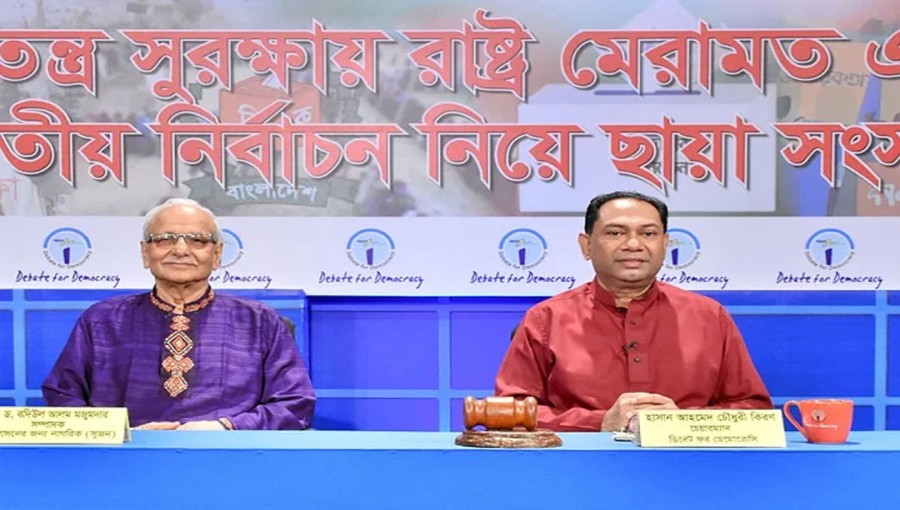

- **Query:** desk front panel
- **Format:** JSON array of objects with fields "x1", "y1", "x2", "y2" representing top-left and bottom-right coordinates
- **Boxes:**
[{"x1": 2, "y1": 431, "x2": 899, "y2": 509}]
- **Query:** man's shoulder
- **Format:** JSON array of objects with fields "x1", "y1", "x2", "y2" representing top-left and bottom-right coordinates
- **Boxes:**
[
  {"x1": 527, "y1": 281, "x2": 592, "y2": 313},
  {"x1": 657, "y1": 281, "x2": 725, "y2": 312},
  {"x1": 82, "y1": 292, "x2": 147, "y2": 316},
  {"x1": 212, "y1": 293, "x2": 294, "y2": 342},
  {"x1": 212, "y1": 292, "x2": 280, "y2": 316}
]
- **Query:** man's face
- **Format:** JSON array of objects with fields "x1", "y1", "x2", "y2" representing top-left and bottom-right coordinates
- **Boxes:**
[
  {"x1": 140, "y1": 205, "x2": 222, "y2": 287},
  {"x1": 577, "y1": 198, "x2": 668, "y2": 289}
]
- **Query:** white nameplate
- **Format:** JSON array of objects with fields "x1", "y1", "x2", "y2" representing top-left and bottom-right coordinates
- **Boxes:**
[
  {"x1": 635, "y1": 409, "x2": 786, "y2": 448},
  {"x1": 0, "y1": 407, "x2": 130, "y2": 444}
]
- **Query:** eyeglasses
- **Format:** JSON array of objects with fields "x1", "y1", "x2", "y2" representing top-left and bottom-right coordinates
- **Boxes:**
[{"x1": 145, "y1": 232, "x2": 218, "y2": 249}]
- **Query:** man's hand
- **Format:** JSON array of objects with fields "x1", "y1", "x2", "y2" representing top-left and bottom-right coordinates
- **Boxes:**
[
  {"x1": 134, "y1": 421, "x2": 180, "y2": 430},
  {"x1": 601, "y1": 392, "x2": 678, "y2": 431},
  {"x1": 175, "y1": 420, "x2": 226, "y2": 431}
]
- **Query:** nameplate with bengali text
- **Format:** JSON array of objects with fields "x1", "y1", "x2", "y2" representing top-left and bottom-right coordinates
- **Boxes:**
[
  {"x1": 0, "y1": 407, "x2": 131, "y2": 444},
  {"x1": 635, "y1": 409, "x2": 785, "y2": 448}
]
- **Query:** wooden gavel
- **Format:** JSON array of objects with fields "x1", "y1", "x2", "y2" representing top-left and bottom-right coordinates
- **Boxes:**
[{"x1": 463, "y1": 396, "x2": 538, "y2": 431}]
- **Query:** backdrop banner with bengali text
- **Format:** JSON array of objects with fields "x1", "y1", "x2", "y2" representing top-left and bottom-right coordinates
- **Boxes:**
[{"x1": 0, "y1": 0, "x2": 898, "y2": 294}]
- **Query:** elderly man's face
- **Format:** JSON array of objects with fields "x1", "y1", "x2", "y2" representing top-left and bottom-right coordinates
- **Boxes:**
[
  {"x1": 578, "y1": 198, "x2": 668, "y2": 291},
  {"x1": 140, "y1": 205, "x2": 222, "y2": 287}
]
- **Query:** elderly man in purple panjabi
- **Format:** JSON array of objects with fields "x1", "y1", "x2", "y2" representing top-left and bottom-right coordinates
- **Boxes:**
[{"x1": 42, "y1": 198, "x2": 315, "y2": 430}]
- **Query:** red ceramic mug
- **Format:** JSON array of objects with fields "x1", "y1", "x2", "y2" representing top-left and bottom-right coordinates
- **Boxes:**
[{"x1": 783, "y1": 399, "x2": 853, "y2": 443}]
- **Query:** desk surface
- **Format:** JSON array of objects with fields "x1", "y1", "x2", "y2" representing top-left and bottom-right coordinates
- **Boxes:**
[
  {"x1": 3, "y1": 431, "x2": 899, "y2": 509},
  {"x1": 5, "y1": 429, "x2": 900, "y2": 451}
]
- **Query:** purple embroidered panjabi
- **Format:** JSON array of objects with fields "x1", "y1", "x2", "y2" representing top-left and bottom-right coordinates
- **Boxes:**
[{"x1": 42, "y1": 290, "x2": 315, "y2": 430}]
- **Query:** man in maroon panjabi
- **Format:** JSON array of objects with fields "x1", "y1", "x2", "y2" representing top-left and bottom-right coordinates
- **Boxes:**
[{"x1": 495, "y1": 191, "x2": 771, "y2": 432}]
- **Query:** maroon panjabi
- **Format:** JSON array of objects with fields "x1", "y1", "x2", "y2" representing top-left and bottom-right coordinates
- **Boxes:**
[{"x1": 495, "y1": 280, "x2": 772, "y2": 431}]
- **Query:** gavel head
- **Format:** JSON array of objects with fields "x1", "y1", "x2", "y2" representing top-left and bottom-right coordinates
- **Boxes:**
[{"x1": 463, "y1": 396, "x2": 538, "y2": 431}]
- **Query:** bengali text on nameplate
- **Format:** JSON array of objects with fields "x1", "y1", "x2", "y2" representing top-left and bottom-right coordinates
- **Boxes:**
[
  {"x1": 636, "y1": 409, "x2": 786, "y2": 448},
  {"x1": 0, "y1": 407, "x2": 131, "y2": 444}
]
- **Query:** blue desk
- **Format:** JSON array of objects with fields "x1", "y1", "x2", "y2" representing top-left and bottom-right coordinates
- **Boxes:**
[{"x1": 2, "y1": 431, "x2": 899, "y2": 509}]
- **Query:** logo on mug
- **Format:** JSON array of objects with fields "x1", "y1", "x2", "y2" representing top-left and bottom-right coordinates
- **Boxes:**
[
  {"x1": 346, "y1": 229, "x2": 395, "y2": 269},
  {"x1": 219, "y1": 229, "x2": 244, "y2": 268},
  {"x1": 498, "y1": 228, "x2": 548, "y2": 270},
  {"x1": 811, "y1": 409, "x2": 827, "y2": 423},
  {"x1": 664, "y1": 228, "x2": 701, "y2": 269},
  {"x1": 805, "y1": 228, "x2": 854, "y2": 269},
  {"x1": 43, "y1": 228, "x2": 92, "y2": 268}
]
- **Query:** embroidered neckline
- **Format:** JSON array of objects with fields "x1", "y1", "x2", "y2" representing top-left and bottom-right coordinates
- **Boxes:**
[
  {"x1": 149, "y1": 287, "x2": 214, "y2": 397},
  {"x1": 150, "y1": 287, "x2": 215, "y2": 314}
]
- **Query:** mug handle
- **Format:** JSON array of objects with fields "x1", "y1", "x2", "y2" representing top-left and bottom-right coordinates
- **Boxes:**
[{"x1": 783, "y1": 400, "x2": 807, "y2": 439}]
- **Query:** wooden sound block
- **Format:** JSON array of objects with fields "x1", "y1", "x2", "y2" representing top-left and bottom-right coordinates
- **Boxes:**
[{"x1": 454, "y1": 428, "x2": 562, "y2": 448}]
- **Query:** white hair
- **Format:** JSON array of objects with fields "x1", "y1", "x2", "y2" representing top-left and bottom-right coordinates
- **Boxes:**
[{"x1": 142, "y1": 198, "x2": 222, "y2": 242}]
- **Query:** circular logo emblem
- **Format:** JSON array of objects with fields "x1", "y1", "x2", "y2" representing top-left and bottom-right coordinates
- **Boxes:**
[
  {"x1": 664, "y1": 228, "x2": 701, "y2": 269},
  {"x1": 219, "y1": 229, "x2": 244, "y2": 268},
  {"x1": 43, "y1": 228, "x2": 92, "y2": 268},
  {"x1": 810, "y1": 409, "x2": 827, "y2": 424},
  {"x1": 346, "y1": 229, "x2": 395, "y2": 269},
  {"x1": 805, "y1": 229, "x2": 854, "y2": 269},
  {"x1": 498, "y1": 229, "x2": 548, "y2": 270}
]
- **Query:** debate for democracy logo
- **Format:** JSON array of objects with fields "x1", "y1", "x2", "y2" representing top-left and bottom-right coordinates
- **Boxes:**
[
  {"x1": 498, "y1": 228, "x2": 547, "y2": 270},
  {"x1": 43, "y1": 228, "x2": 92, "y2": 268},
  {"x1": 321, "y1": 228, "x2": 424, "y2": 289},
  {"x1": 664, "y1": 228, "x2": 701, "y2": 269},
  {"x1": 805, "y1": 228, "x2": 854, "y2": 269},
  {"x1": 16, "y1": 227, "x2": 122, "y2": 287},
  {"x1": 776, "y1": 227, "x2": 882, "y2": 289},
  {"x1": 469, "y1": 228, "x2": 576, "y2": 289},
  {"x1": 658, "y1": 228, "x2": 729, "y2": 289},
  {"x1": 346, "y1": 228, "x2": 395, "y2": 269},
  {"x1": 219, "y1": 228, "x2": 244, "y2": 268},
  {"x1": 209, "y1": 228, "x2": 273, "y2": 288}
]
